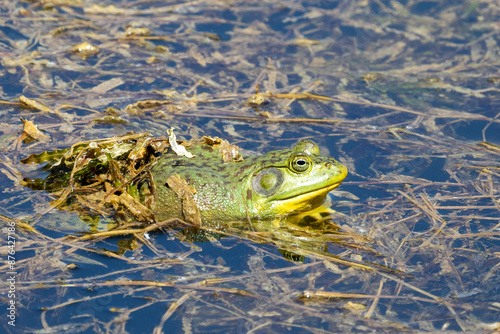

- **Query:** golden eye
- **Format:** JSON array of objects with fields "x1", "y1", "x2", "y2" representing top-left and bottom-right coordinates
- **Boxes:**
[{"x1": 289, "y1": 154, "x2": 311, "y2": 173}]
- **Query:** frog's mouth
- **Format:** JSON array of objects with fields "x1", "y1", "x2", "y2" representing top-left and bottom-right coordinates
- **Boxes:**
[
  {"x1": 274, "y1": 180, "x2": 344, "y2": 214},
  {"x1": 275, "y1": 163, "x2": 348, "y2": 203},
  {"x1": 279, "y1": 181, "x2": 343, "y2": 202}
]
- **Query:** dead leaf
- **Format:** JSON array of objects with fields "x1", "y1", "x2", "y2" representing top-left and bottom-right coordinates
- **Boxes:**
[
  {"x1": 125, "y1": 27, "x2": 150, "y2": 37},
  {"x1": 289, "y1": 37, "x2": 320, "y2": 46},
  {"x1": 19, "y1": 96, "x2": 53, "y2": 113},
  {"x1": 190, "y1": 46, "x2": 207, "y2": 67},
  {"x1": 203, "y1": 136, "x2": 242, "y2": 162},
  {"x1": 90, "y1": 77, "x2": 124, "y2": 94},
  {"x1": 71, "y1": 42, "x2": 100, "y2": 59},
  {"x1": 84, "y1": 4, "x2": 125, "y2": 15},
  {"x1": 20, "y1": 117, "x2": 50, "y2": 143},
  {"x1": 166, "y1": 174, "x2": 201, "y2": 225},
  {"x1": 168, "y1": 128, "x2": 194, "y2": 158},
  {"x1": 113, "y1": 193, "x2": 156, "y2": 222},
  {"x1": 124, "y1": 99, "x2": 171, "y2": 115}
]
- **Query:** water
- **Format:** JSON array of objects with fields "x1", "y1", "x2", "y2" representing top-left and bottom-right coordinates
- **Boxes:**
[{"x1": 0, "y1": 0, "x2": 499, "y2": 333}]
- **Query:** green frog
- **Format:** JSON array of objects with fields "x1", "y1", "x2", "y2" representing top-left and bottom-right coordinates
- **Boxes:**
[
  {"x1": 21, "y1": 134, "x2": 347, "y2": 225},
  {"x1": 150, "y1": 139, "x2": 347, "y2": 222}
]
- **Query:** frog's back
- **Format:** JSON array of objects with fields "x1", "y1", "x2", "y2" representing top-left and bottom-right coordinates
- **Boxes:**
[{"x1": 150, "y1": 142, "x2": 250, "y2": 221}]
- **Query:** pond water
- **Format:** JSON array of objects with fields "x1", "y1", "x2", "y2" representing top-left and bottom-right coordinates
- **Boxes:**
[{"x1": 1, "y1": 1, "x2": 499, "y2": 333}]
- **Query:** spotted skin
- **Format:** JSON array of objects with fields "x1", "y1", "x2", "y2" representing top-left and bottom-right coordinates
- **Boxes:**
[{"x1": 150, "y1": 140, "x2": 347, "y2": 222}]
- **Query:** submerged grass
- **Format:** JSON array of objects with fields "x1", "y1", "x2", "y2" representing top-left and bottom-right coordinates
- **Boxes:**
[{"x1": 0, "y1": 0, "x2": 499, "y2": 332}]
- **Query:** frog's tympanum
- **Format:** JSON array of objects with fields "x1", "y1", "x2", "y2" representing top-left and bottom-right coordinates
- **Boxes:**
[{"x1": 150, "y1": 139, "x2": 347, "y2": 221}]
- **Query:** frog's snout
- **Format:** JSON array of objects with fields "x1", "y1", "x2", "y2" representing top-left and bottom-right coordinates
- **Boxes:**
[{"x1": 326, "y1": 161, "x2": 347, "y2": 178}]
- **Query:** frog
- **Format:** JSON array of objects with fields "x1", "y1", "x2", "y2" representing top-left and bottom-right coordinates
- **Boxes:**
[{"x1": 149, "y1": 139, "x2": 347, "y2": 222}]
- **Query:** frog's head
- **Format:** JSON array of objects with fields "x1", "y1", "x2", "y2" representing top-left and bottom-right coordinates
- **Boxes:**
[{"x1": 245, "y1": 140, "x2": 348, "y2": 218}]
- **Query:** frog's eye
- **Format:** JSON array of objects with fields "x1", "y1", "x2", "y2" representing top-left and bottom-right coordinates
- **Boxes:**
[{"x1": 289, "y1": 154, "x2": 312, "y2": 173}]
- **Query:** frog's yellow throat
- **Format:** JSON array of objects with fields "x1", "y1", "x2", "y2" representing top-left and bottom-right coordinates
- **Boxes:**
[{"x1": 273, "y1": 180, "x2": 344, "y2": 215}]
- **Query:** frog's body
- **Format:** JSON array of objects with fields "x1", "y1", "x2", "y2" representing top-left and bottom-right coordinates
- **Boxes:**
[{"x1": 150, "y1": 139, "x2": 347, "y2": 222}]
